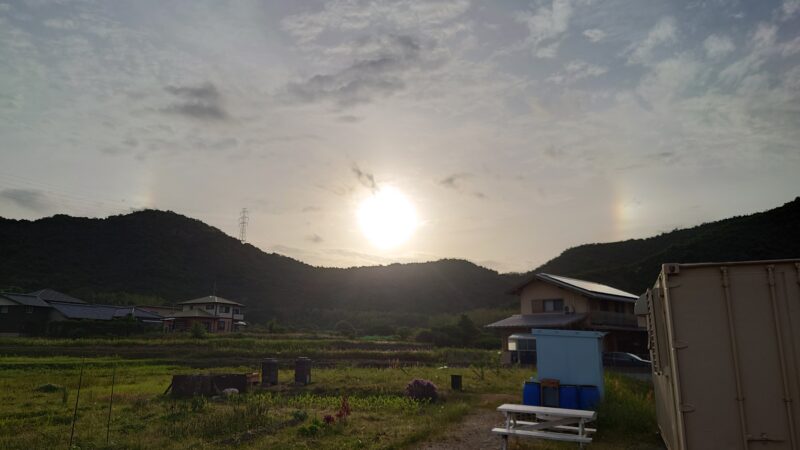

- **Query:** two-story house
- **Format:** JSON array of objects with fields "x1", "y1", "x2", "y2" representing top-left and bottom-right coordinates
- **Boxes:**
[
  {"x1": 486, "y1": 273, "x2": 645, "y2": 364},
  {"x1": 163, "y1": 295, "x2": 246, "y2": 333}
]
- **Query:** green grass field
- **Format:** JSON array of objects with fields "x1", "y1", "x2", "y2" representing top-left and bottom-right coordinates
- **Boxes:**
[{"x1": 0, "y1": 335, "x2": 660, "y2": 449}]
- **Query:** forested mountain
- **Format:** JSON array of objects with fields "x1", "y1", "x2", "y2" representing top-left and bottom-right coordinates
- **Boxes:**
[
  {"x1": 0, "y1": 210, "x2": 519, "y2": 323},
  {"x1": 536, "y1": 197, "x2": 800, "y2": 293},
  {"x1": 1, "y1": 197, "x2": 798, "y2": 325}
]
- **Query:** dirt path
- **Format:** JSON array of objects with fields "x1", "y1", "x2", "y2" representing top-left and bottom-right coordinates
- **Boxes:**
[{"x1": 413, "y1": 394, "x2": 514, "y2": 450}]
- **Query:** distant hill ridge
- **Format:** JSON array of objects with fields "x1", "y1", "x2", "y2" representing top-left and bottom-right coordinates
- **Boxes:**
[{"x1": 1, "y1": 197, "x2": 798, "y2": 324}]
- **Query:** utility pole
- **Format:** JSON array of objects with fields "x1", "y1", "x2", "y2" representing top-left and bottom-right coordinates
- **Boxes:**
[{"x1": 238, "y1": 208, "x2": 249, "y2": 243}]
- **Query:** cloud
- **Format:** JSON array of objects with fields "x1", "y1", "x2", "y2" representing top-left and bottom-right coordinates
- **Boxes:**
[
  {"x1": 337, "y1": 114, "x2": 361, "y2": 123},
  {"x1": 583, "y1": 28, "x2": 606, "y2": 43},
  {"x1": 626, "y1": 16, "x2": 677, "y2": 65},
  {"x1": 703, "y1": 34, "x2": 735, "y2": 59},
  {"x1": 162, "y1": 82, "x2": 229, "y2": 120},
  {"x1": 285, "y1": 34, "x2": 424, "y2": 106},
  {"x1": 515, "y1": 0, "x2": 574, "y2": 59},
  {"x1": 439, "y1": 172, "x2": 485, "y2": 198},
  {"x1": 783, "y1": 0, "x2": 800, "y2": 20},
  {"x1": 547, "y1": 60, "x2": 608, "y2": 84},
  {"x1": 439, "y1": 172, "x2": 471, "y2": 189},
  {"x1": 306, "y1": 233, "x2": 324, "y2": 243},
  {"x1": 352, "y1": 164, "x2": 377, "y2": 191},
  {"x1": 43, "y1": 19, "x2": 78, "y2": 30},
  {"x1": 0, "y1": 189, "x2": 52, "y2": 212},
  {"x1": 281, "y1": 0, "x2": 470, "y2": 44}
]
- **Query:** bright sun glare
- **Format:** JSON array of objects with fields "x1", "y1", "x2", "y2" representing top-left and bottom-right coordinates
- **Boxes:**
[{"x1": 357, "y1": 186, "x2": 419, "y2": 249}]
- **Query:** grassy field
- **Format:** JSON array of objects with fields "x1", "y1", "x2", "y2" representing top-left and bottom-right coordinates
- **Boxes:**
[
  {"x1": 0, "y1": 334, "x2": 492, "y2": 367},
  {"x1": 0, "y1": 335, "x2": 660, "y2": 449}
]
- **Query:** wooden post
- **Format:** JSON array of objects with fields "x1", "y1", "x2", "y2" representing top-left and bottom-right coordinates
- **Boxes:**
[
  {"x1": 106, "y1": 365, "x2": 116, "y2": 445},
  {"x1": 69, "y1": 361, "x2": 84, "y2": 448}
]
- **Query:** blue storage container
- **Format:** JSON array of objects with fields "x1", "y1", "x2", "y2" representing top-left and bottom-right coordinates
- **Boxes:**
[
  {"x1": 578, "y1": 385, "x2": 601, "y2": 410},
  {"x1": 558, "y1": 385, "x2": 579, "y2": 409},
  {"x1": 522, "y1": 381, "x2": 540, "y2": 406}
]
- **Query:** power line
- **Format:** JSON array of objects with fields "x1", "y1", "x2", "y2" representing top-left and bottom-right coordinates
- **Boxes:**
[{"x1": 238, "y1": 208, "x2": 249, "y2": 243}]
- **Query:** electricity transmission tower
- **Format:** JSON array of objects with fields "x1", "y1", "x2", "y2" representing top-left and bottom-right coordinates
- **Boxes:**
[{"x1": 238, "y1": 208, "x2": 249, "y2": 243}]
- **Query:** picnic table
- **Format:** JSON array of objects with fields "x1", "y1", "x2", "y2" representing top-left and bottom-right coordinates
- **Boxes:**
[{"x1": 492, "y1": 403, "x2": 597, "y2": 449}]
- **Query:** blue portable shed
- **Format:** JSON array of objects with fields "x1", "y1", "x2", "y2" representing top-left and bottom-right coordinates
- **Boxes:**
[{"x1": 532, "y1": 329, "x2": 606, "y2": 398}]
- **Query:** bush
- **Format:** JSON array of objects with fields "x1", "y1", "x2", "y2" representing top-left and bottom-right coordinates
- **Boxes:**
[
  {"x1": 190, "y1": 322, "x2": 207, "y2": 339},
  {"x1": 34, "y1": 383, "x2": 62, "y2": 393},
  {"x1": 334, "y1": 321, "x2": 357, "y2": 339},
  {"x1": 396, "y1": 326, "x2": 413, "y2": 340},
  {"x1": 405, "y1": 379, "x2": 438, "y2": 402}
]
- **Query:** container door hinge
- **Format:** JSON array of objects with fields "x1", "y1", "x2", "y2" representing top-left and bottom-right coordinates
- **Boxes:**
[{"x1": 680, "y1": 403, "x2": 695, "y2": 413}]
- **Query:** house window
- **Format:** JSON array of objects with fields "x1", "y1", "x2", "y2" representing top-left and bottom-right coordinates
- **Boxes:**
[
  {"x1": 233, "y1": 308, "x2": 240, "y2": 315},
  {"x1": 206, "y1": 304, "x2": 214, "y2": 310},
  {"x1": 0, "y1": 306, "x2": 7, "y2": 314},
  {"x1": 222, "y1": 306, "x2": 230, "y2": 313},
  {"x1": 543, "y1": 299, "x2": 564, "y2": 312},
  {"x1": 218, "y1": 320, "x2": 226, "y2": 331},
  {"x1": 25, "y1": 306, "x2": 33, "y2": 314}
]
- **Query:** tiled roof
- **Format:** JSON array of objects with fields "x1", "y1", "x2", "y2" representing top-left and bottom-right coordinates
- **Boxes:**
[
  {"x1": 49, "y1": 303, "x2": 163, "y2": 321},
  {"x1": 29, "y1": 289, "x2": 87, "y2": 304},
  {"x1": 485, "y1": 313, "x2": 587, "y2": 329},
  {"x1": 177, "y1": 295, "x2": 244, "y2": 306},
  {"x1": 0, "y1": 293, "x2": 51, "y2": 308}
]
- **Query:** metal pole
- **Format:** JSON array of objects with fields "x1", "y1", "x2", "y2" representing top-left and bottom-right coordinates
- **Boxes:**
[
  {"x1": 106, "y1": 365, "x2": 116, "y2": 445},
  {"x1": 69, "y1": 360, "x2": 84, "y2": 448}
]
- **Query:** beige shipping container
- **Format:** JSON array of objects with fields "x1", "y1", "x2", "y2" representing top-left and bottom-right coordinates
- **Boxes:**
[{"x1": 635, "y1": 259, "x2": 800, "y2": 450}]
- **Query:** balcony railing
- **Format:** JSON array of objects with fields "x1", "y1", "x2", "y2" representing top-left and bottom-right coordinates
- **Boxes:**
[{"x1": 589, "y1": 310, "x2": 638, "y2": 328}]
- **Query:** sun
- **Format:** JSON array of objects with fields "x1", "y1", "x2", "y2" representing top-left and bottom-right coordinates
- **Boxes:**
[{"x1": 357, "y1": 186, "x2": 419, "y2": 249}]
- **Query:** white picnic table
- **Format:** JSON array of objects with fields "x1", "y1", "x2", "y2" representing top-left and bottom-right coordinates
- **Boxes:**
[{"x1": 492, "y1": 403, "x2": 597, "y2": 449}]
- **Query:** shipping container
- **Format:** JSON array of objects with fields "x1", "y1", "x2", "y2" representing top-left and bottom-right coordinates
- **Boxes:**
[{"x1": 635, "y1": 259, "x2": 800, "y2": 450}]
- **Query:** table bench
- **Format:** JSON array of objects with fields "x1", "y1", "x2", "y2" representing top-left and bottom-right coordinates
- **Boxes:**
[{"x1": 492, "y1": 403, "x2": 596, "y2": 449}]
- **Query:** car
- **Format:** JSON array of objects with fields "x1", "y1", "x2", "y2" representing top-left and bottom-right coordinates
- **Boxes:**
[{"x1": 603, "y1": 352, "x2": 652, "y2": 368}]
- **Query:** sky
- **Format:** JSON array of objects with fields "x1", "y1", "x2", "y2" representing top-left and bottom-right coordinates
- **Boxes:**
[{"x1": 0, "y1": 0, "x2": 799, "y2": 273}]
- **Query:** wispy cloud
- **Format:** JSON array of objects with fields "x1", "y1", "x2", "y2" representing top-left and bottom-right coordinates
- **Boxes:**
[
  {"x1": 626, "y1": 16, "x2": 677, "y2": 65},
  {"x1": 514, "y1": 0, "x2": 575, "y2": 58},
  {"x1": 352, "y1": 164, "x2": 378, "y2": 191},
  {"x1": 583, "y1": 28, "x2": 606, "y2": 43},
  {"x1": 703, "y1": 34, "x2": 736, "y2": 59},
  {"x1": 547, "y1": 60, "x2": 608, "y2": 84},
  {"x1": 284, "y1": 34, "x2": 425, "y2": 107},
  {"x1": 306, "y1": 233, "x2": 324, "y2": 243},
  {"x1": 162, "y1": 82, "x2": 229, "y2": 120},
  {"x1": 0, "y1": 189, "x2": 52, "y2": 212}
]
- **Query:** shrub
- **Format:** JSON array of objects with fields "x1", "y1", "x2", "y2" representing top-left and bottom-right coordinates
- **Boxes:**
[
  {"x1": 292, "y1": 410, "x2": 308, "y2": 422},
  {"x1": 298, "y1": 418, "x2": 323, "y2": 437},
  {"x1": 34, "y1": 383, "x2": 62, "y2": 393},
  {"x1": 405, "y1": 379, "x2": 438, "y2": 402},
  {"x1": 190, "y1": 322, "x2": 207, "y2": 339},
  {"x1": 334, "y1": 321, "x2": 357, "y2": 339}
]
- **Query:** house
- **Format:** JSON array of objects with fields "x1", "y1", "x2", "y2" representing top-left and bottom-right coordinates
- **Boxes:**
[
  {"x1": 0, "y1": 289, "x2": 164, "y2": 336},
  {"x1": 0, "y1": 293, "x2": 54, "y2": 336},
  {"x1": 162, "y1": 295, "x2": 246, "y2": 333},
  {"x1": 486, "y1": 273, "x2": 645, "y2": 364}
]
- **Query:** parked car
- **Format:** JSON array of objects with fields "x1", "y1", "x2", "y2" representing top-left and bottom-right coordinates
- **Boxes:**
[{"x1": 603, "y1": 352, "x2": 651, "y2": 368}]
